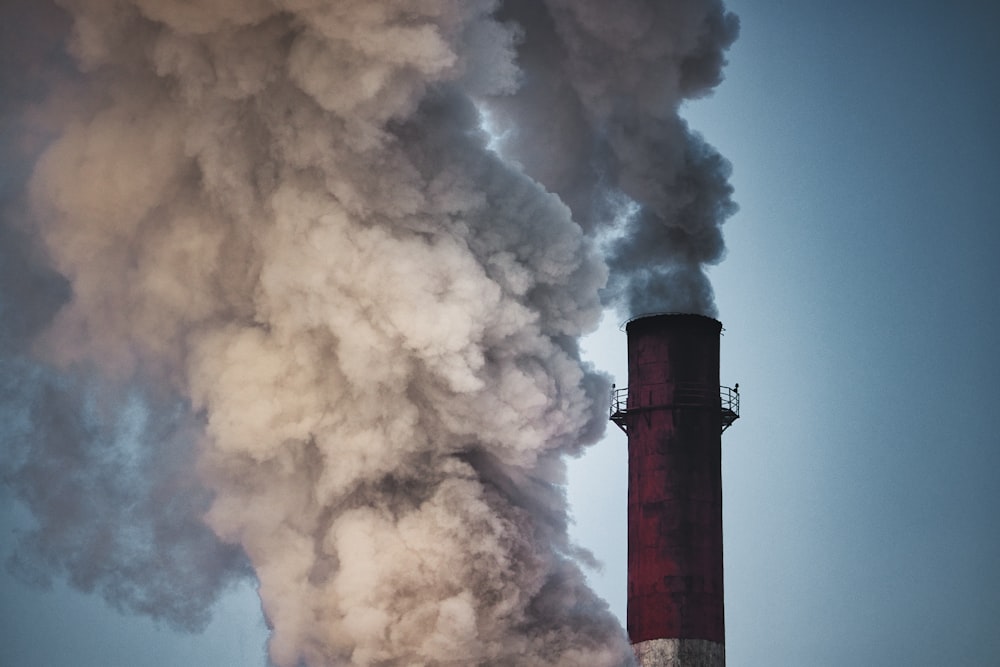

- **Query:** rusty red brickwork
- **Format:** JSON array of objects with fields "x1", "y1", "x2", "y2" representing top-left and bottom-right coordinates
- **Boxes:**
[{"x1": 625, "y1": 314, "x2": 725, "y2": 645}]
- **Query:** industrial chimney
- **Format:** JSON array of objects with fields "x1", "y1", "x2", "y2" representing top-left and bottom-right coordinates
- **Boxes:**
[{"x1": 610, "y1": 313, "x2": 739, "y2": 667}]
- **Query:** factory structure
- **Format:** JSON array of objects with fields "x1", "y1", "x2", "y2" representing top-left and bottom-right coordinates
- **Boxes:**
[{"x1": 611, "y1": 314, "x2": 739, "y2": 667}]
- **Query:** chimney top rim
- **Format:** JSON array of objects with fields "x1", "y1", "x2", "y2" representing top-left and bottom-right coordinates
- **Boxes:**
[{"x1": 620, "y1": 312, "x2": 722, "y2": 332}]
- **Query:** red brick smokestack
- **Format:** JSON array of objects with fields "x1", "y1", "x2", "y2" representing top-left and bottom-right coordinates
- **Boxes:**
[{"x1": 611, "y1": 313, "x2": 735, "y2": 666}]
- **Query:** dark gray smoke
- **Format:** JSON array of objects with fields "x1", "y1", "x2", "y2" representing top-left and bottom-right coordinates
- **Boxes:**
[
  {"x1": 1, "y1": 1, "x2": 737, "y2": 664},
  {"x1": 488, "y1": 0, "x2": 738, "y2": 317}
]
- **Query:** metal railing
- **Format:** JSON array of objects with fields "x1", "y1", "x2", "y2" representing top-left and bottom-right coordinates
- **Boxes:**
[
  {"x1": 610, "y1": 386, "x2": 629, "y2": 421},
  {"x1": 720, "y1": 385, "x2": 740, "y2": 433},
  {"x1": 609, "y1": 384, "x2": 740, "y2": 434}
]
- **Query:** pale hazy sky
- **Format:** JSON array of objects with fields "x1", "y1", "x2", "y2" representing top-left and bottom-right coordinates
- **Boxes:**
[{"x1": 3, "y1": 1, "x2": 999, "y2": 666}]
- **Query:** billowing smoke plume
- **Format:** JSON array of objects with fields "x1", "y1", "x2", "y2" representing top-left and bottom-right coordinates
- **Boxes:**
[
  {"x1": 490, "y1": 0, "x2": 738, "y2": 317},
  {"x1": 1, "y1": 1, "x2": 736, "y2": 665}
]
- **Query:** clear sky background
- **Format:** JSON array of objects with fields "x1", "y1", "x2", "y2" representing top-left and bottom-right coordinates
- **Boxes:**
[{"x1": 3, "y1": 1, "x2": 1000, "y2": 666}]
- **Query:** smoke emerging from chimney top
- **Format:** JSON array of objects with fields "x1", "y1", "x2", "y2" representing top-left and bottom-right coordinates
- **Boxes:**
[{"x1": 0, "y1": 1, "x2": 737, "y2": 665}]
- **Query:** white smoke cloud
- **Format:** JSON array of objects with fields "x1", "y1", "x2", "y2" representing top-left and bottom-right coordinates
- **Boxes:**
[{"x1": 1, "y1": 0, "x2": 737, "y2": 665}]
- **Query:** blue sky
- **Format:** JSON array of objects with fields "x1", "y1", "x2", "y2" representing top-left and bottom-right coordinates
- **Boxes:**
[{"x1": 3, "y1": 1, "x2": 1000, "y2": 665}]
